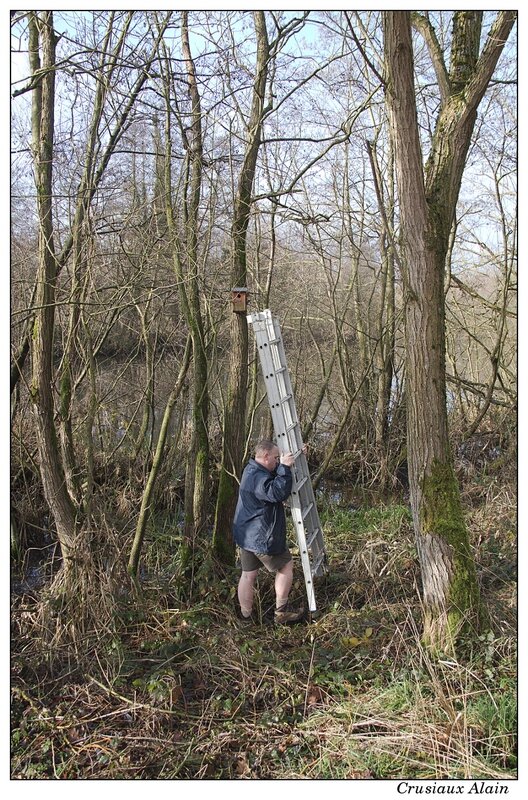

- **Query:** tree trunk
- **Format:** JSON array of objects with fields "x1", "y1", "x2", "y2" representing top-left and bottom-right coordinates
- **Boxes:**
[
  {"x1": 57, "y1": 13, "x2": 122, "y2": 506},
  {"x1": 29, "y1": 12, "x2": 80, "y2": 567},
  {"x1": 367, "y1": 138, "x2": 396, "y2": 467},
  {"x1": 213, "y1": 10, "x2": 270, "y2": 564},
  {"x1": 160, "y1": 13, "x2": 210, "y2": 571},
  {"x1": 28, "y1": 16, "x2": 101, "y2": 641},
  {"x1": 180, "y1": 12, "x2": 210, "y2": 542},
  {"x1": 382, "y1": 10, "x2": 516, "y2": 652}
]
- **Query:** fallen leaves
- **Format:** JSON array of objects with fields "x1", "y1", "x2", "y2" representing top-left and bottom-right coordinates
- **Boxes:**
[{"x1": 341, "y1": 627, "x2": 374, "y2": 648}]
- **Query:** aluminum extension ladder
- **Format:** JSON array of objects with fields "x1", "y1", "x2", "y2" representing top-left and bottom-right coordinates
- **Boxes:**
[{"x1": 247, "y1": 309, "x2": 327, "y2": 613}]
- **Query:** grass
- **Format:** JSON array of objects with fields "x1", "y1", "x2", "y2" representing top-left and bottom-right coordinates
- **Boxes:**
[{"x1": 10, "y1": 480, "x2": 517, "y2": 780}]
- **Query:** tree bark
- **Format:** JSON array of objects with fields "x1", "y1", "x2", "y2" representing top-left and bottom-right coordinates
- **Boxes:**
[{"x1": 382, "y1": 10, "x2": 516, "y2": 652}]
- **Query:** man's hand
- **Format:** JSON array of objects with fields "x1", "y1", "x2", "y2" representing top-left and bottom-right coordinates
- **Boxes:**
[{"x1": 280, "y1": 452, "x2": 295, "y2": 467}]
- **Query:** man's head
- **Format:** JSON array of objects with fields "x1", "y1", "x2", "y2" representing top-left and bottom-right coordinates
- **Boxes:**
[{"x1": 254, "y1": 439, "x2": 280, "y2": 472}]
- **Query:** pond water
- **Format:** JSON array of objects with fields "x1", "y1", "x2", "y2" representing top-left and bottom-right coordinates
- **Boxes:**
[{"x1": 316, "y1": 479, "x2": 403, "y2": 510}]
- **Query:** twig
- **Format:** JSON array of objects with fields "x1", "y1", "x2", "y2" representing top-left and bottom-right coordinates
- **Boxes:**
[
  {"x1": 88, "y1": 675, "x2": 182, "y2": 717},
  {"x1": 303, "y1": 633, "x2": 317, "y2": 718}
]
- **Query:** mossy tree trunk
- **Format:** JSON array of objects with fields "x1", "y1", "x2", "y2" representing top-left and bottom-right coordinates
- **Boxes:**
[
  {"x1": 212, "y1": 11, "x2": 270, "y2": 564},
  {"x1": 382, "y1": 11, "x2": 516, "y2": 652}
]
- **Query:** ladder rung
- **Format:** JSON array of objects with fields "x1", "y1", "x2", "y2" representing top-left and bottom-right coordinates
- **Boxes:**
[
  {"x1": 302, "y1": 502, "x2": 314, "y2": 520},
  {"x1": 311, "y1": 551, "x2": 327, "y2": 575},
  {"x1": 285, "y1": 421, "x2": 299, "y2": 433},
  {"x1": 281, "y1": 394, "x2": 293, "y2": 403},
  {"x1": 306, "y1": 528, "x2": 322, "y2": 548},
  {"x1": 295, "y1": 476, "x2": 308, "y2": 490}
]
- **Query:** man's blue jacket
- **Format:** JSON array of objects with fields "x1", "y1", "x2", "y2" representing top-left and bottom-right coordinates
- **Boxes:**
[{"x1": 233, "y1": 458, "x2": 292, "y2": 554}]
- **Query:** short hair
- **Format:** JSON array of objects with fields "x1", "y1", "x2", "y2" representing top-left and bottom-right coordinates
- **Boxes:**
[{"x1": 254, "y1": 439, "x2": 277, "y2": 458}]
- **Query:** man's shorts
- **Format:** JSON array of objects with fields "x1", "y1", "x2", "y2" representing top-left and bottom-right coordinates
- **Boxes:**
[{"x1": 239, "y1": 547, "x2": 292, "y2": 573}]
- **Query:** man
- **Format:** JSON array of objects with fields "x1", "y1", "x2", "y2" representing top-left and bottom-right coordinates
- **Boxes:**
[{"x1": 233, "y1": 439, "x2": 305, "y2": 624}]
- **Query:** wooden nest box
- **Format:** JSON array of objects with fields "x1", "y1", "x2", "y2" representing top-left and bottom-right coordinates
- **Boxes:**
[{"x1": 231, "y1": 287, "x2": 249, "y2": 313}]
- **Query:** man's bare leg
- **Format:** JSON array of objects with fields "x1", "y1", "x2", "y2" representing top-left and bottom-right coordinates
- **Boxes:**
[
  {"x1": 274, "y1": 559, "x2": 293, "y2": 609},
  {"x1": 237, "y1": 569, "x2": 258, "y2": 618}
]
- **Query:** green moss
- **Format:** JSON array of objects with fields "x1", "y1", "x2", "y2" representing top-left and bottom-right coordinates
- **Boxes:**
[
  {"x1": 211, "y1": 469, "x2": 236, "y2": 566},
  {"x1": 215, "y1": 468, "x2": 235, "y2": 509},
  {"x1": 213, "y1": 536, "x2": 235, "y2": 567},
  {"x1": 29, "y1": 382, "x2": 39, "y2": 403},
  {"x1": 421, "y1": 459, "x2": 485, "y2": 649},
  {"x1": 422, "y1": 461, "x2": 465, "y2": 545}
]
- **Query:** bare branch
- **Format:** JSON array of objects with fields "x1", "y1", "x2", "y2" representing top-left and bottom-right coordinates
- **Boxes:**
[{"x1": 411, "y1": 12, "x2": 450, "y2": 104}]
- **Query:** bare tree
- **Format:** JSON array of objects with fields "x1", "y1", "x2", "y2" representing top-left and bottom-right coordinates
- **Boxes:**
[
  {"x1": 382, "y1": 10, "x2": 516, "y2": 651},
  {"x1": 11, "y1": 10, "x2": 516, "y2": 632},
  {"x1": 157, "y1": 11, "x2": 211, "y2": 574},
  {"x1": 29, "y1": 11, "x2": 80, "y2": 573},
  {"x1": 212, "y1": 10, "x2": 271, "y2": 563},
  {"x1": 11, "y1": 12, "x2": 170, "y2": 394},
  {"x1": 21, "y1": 11, "x2": 173, "y2": 632}
]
